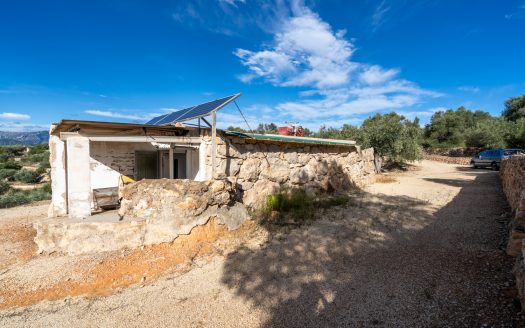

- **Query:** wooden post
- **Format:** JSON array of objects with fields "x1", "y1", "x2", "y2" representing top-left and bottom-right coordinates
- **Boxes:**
[{"x1": 211, "y1": 111, "x2": 217, "y2": 179}]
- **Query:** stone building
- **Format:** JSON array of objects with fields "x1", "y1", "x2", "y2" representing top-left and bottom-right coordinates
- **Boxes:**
[
  {"x1": 48, "y1": 119, "x2": 375, "y2": 219},
  {"x1": 39, "y1": 94, "x2": 375, "y2": 254}
]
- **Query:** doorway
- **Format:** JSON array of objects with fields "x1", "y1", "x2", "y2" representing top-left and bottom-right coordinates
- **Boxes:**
[{"x1": 159, "y1": 150, "x2": 187, "y2": 179}]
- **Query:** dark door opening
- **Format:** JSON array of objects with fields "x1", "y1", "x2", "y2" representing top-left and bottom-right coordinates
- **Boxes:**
[{"x1": 135, "y1": 151, "x2": 158, "y2": 180}]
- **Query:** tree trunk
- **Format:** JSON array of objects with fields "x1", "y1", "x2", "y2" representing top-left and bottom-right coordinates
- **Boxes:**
[{"x1": 374, "y1": 153, "x2": 383, "y2": 173}]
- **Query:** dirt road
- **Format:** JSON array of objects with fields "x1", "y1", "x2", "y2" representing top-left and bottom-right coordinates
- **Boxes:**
[{"x1": 0, "y1": 161, "x2": 519, "y2": 327}]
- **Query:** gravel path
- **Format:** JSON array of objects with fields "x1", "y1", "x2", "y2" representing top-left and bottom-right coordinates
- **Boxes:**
[{"x1": 0, "y1": 161, "x2": 520, "y2": 327}]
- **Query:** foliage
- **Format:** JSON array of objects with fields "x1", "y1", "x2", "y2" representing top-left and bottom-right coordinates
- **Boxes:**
[
  {"x1": 0, "y1": 184, "x2": 51, "y2": 208},
  {"x1": 28, "y1": 143, "x2": 49, "y2": 155},
  {"x1": 260, "y1": 188, "x2": 350, "y2": 226},
  {"x1": 14, "y1": 169, "x2": 40, "y2": 183},
  {"x1": 264, "y1": 188, "x2": 316, "y2": 221},
  {"x1": 226, "y1": 126, "x2": 248, "y2": 133},
  {"x1": 0, "y1": 181, "x2": 10, "y2": 195},
  {"x1": 423, "y1": 107, "x2": 493, "y2": 147},
  {"x1": 22, "y1": 151, "x2": 49, "y2": 165},
  {"x1": 502, "y1": 94, "x2": 525, "y2": 122},
  {"x1": 360, "y1": 113, "x2": 423, "y2": 163},
  {"x1": 464, "y1": 118, "x2": 508, "y2": 148},
  {"x1": 256, "y1": 123, "x2": 278, "y2": 134},
  {"x1": 0, "y1": 160, "x2": 22, "y2": 170},
  {"x1": 0, "y1": 169, "x2": 18, "y2": 180}
]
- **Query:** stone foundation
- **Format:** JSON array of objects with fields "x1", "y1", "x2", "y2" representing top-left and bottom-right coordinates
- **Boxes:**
[
  {"x1": 500, "y1": 155, "x2": 525, "y2": 309},
  {"x1": 35, "y1": 179, "x2": 250, "y2": 255}
]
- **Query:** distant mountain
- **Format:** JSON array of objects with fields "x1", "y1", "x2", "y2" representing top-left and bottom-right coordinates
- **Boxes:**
[{"x1": 0, "y1": 131, "x2": 49, "y2": 145}]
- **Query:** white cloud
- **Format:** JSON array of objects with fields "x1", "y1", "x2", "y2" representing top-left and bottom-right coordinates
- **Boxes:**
[
  {"x1": 219, "y1": 0, "x2": 245, "y2": 6},
  {"x1": 359, "y1": 65, "x2": 399, "y2": 85},
  {"x1": 458, "y1": 86, "x2": 480, "y2": 93},
  {"x1": 234, "y1": 4, "x2": 441, "y2": 128},
  {"x1": 0, "y1": 112, "x2": 30, "y2": 120},
  {"x1": 0, "y1": 123, "x2": 49, "y2": 132},
  {"x1": 371, "y1": 0, "x2": 391, "y2": 31},
  {"x1": 235, "y1": 9, "x2": 354, "y2": 88}
]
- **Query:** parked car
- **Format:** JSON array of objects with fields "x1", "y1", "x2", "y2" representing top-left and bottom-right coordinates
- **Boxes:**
[{"x1": 471, "y1": 148, "x2": 523, "y2": 170}]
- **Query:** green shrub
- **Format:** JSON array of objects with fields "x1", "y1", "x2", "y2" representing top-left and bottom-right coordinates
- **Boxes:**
[
  {"x1": 22, "y1": 151, "x2": 49, "y2": 165},
  {"x1": 0, "y1": 181, "x2": 10, "y2": 195},
  {"x1": 14, "y1": 169, "x2": 40, "y2": 183},
  {"x1": 28, "y1": 144, "x2": 48, "y2": 155},
  {"x1": 0, "y1": 160, "x2": 21, "y2": 170},
  {"x1": 35, "y1": 166, "x2": 47, "y2": 175},
  {"x1": 0, "y1": 184, "x2": 51, "y2": 208},
  {"x1": 0, "y1": 169, "x2": 18, "y2": 180}
]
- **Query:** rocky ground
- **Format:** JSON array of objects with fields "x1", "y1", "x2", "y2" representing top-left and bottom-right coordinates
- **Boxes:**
[{"x1": 0, "y1": 160, "x2": 522, "y2": 327}]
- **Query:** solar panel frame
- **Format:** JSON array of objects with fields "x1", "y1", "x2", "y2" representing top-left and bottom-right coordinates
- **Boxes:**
[{"x1": 145, "y1": 93, "x2": 241, "y2": 126}]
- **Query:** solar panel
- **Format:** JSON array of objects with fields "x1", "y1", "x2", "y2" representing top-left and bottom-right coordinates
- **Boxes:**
[{"x1": 146, "y1": 93, "x2": 241, "y2": 125}]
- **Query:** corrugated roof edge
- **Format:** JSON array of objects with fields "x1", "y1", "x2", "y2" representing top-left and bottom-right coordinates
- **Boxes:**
[{"x1": 222, "y1": 131, "x2": 356, "y2": 146}]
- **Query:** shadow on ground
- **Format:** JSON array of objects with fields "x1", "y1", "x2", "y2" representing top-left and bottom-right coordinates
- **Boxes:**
[{"x1": 221, "y1": 169, "x2": 518, "y2": 327}]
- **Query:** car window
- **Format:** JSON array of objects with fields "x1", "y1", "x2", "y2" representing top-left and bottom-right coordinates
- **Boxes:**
[
  {"x1": 504, "y1": 150, "x2": 515, "y2": 156},
  {"x1": 479, "y1": 151, "x2": 487, "y2": 156}
]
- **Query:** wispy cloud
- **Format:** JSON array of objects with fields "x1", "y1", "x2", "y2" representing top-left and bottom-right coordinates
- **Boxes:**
[
  {"x1": 371, "y1": 0, "x2": 391, "y2": 31},
  {"x1": 0, "y1": 123, "x2": 49, "y2": 132},
  {"x1": 458, "y1": 86, "x2": 480, "y2": 93},
  {"x1": 234, "y1": 4, "x2": 441, "y2": 128},
  {"x1": 505, "y1": 2, "x2": 525, "y2": 19},
  {"x1": 0, "y1": 112, "x2": 31, "y2": 120}
]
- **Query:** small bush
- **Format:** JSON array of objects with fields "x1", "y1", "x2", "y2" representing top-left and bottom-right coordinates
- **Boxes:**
[
  {"x1": 35, "y1": 166, "x2": 47, "y2": 175},
  {"x1": 22, "y1": 151, "x2": 49, "y2": 165},
  {"x1": 14, "y1": 169, "x2": 40, "y2": 183},
  {"x1": 0, "y1": 168, "x2": 17, "y2": 180},
  {"x1": 0, "y1": 184, "x2": 51, "y2": 208},
  {"x1": 28, "y1": 144, "x2": 48, "y2": 155},
  {"x1": 0, "y1": 181, "x2": 10, "y2": 195},
  {"x1": 0, "y1": 160, "x2": 22, "y2": 170}
]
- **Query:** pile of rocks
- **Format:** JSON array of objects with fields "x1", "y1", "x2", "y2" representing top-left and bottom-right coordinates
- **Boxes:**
[
  {"x1": 424, "y1": 147, "x2": 485, "y2": 157},
  {"x1": 206, "y1": 137, "x2": 376, "y2": 208},
  {"x1": 500, "y1": 155, "x2": 525, "y2": 309}
]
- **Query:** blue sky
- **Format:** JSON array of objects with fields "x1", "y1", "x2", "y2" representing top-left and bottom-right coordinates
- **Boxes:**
[{"x1": 0, "y1": 0, "x2": 524, "y2": 131}]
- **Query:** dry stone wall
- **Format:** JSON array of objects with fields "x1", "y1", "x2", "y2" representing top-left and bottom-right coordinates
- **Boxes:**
[
  {"x1": 205, "y1": 136, "x2": 376, "y2": 208},
  {"x1": 500, "y1": 155, "x2": 525, "y2": 309},
  {"x1": 423, "y1": 154, "x2": 472, "y2": 165}
]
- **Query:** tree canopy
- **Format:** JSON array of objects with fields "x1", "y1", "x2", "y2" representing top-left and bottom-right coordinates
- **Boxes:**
[
  {"x1": 502, "y1": 95, "x2": 525, "y2": 122},
  {"x1": 224, "y1": 92, "x2": 525, "y2": 165}
]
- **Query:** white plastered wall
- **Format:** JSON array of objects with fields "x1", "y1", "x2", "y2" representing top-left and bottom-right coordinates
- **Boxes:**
[{"x1": 48, "y1": 129, "x2": 67, "y2": 217}]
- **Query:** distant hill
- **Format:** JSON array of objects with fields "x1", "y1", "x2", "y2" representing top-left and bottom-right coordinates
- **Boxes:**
[{"x1": 0, "y1": 131, "x2": 49, "y2": 145}]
